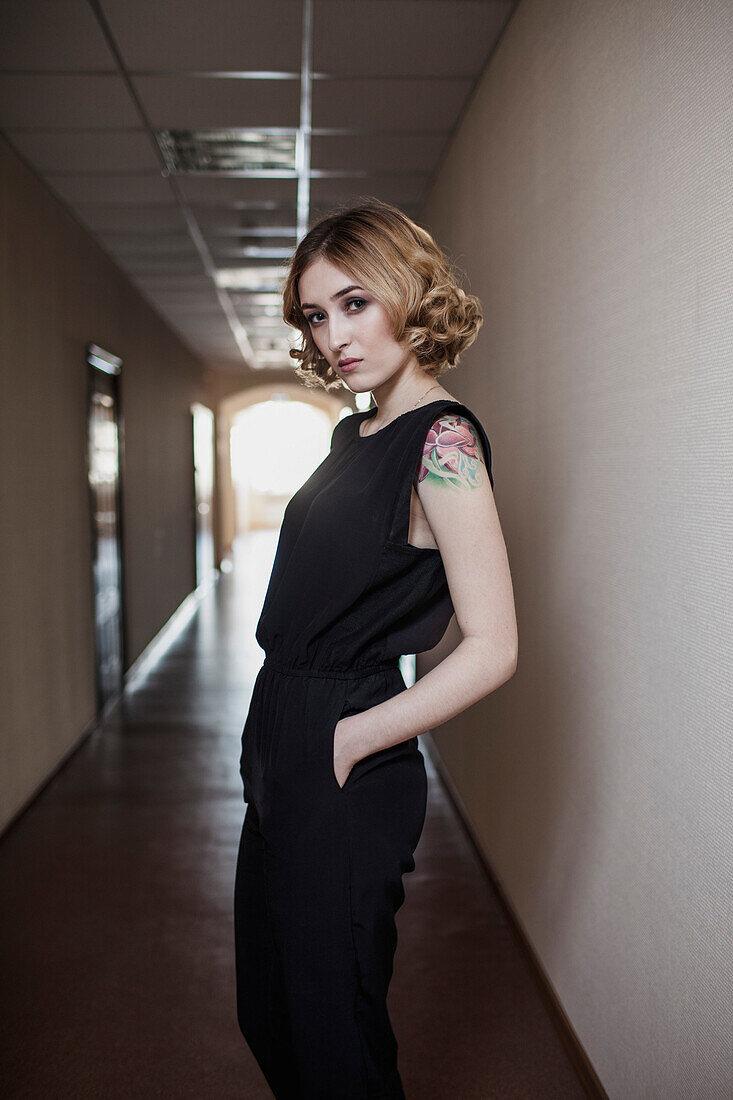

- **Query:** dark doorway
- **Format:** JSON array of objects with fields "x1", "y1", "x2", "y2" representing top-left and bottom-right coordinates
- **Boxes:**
[{"x1": 86, "y1": 344, "x2": 125, "y2": 715}]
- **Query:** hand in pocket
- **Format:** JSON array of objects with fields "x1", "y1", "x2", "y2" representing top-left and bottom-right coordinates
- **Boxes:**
[{"x1": 332, "y1": 715, "x2": 357, "y2": 790}]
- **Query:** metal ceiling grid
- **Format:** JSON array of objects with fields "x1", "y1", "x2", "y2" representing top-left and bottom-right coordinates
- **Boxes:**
[{"x1": 0, "y1": 0, "x2": 516, "y2": 368}]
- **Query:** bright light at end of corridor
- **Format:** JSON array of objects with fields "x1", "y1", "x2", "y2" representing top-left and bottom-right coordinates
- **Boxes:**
[{"x1": 231, "y1": 399, "x2": 332, "y2": 495}]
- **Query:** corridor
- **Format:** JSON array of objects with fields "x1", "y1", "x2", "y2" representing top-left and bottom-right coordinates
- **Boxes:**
[
  {"x1": 0, "y1": 535, "x2": 585, "y2": 1099},
  {"x1": 5, "y1": 2, "x2": 733, "y2": 1093}
]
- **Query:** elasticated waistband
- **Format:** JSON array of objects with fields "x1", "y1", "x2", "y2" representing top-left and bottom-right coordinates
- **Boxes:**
[{"x1": 261, "y1": 654, "x2": 400, "y2": 680}]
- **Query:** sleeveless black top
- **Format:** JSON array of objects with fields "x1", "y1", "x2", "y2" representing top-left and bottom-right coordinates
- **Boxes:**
[{"x1": 254, "y1": 398, "x2": 494, "y2": 673}]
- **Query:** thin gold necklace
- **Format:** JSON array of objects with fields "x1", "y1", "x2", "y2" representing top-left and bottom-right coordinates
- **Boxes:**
[
  {"x1": 409, "y1": 383, "x2": 443, "y2": 411},
  {"x1": 363, "y1": 384, "x2": 443, "y2": 437}
]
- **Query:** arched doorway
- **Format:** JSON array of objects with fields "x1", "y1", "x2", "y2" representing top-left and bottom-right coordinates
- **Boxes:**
[
  {"x1": 215, "y1": 383, "x2": 352, "y2": 564},
  {"x1": 231, "y1": 397, "x2": 333, "y2": 534}
]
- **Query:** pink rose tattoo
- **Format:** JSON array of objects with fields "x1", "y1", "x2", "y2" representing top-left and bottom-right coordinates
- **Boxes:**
[{"x1": 418, "y1": 415, "x2": 485, "y2": 489}]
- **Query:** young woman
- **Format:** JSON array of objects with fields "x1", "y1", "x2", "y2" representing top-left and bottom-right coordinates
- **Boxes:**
[{"x1": 234, "y1": 198, "x2": 518, "y2": 1099}]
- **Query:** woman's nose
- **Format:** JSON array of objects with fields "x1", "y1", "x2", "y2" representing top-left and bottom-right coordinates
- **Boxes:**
[{"x1": 328, "y1": 322, "x2": 349, "y2": 354}]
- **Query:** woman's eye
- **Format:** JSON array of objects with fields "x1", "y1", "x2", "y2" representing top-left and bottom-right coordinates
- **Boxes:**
[{"x1": 306, "y1": 298, "x2": 366, "y2": 326}]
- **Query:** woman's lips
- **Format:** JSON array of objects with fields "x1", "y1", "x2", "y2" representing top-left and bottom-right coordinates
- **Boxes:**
[{"x1": 339, "y1": 359, "x2": 362, "y2": 373}]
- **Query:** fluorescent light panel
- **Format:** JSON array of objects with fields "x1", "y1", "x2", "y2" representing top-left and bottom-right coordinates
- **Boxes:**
[
  {"x1": 157, "y1": 129, "x2": 298, "y2": 174},
  {"x1": 214, "y1": 265, "x2": 288, "y2": 290},
  {"x1": 217, "y1": 245, "x2": 294, "y2": 259}
]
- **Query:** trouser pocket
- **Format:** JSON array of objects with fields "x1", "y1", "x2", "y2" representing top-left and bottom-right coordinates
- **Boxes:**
[
  {"x1": 328, "y1": 670, "x2": 413, "y2": 798},
  {"x1": 326, "y1": 678, "x2": 353, "y2": 796}
]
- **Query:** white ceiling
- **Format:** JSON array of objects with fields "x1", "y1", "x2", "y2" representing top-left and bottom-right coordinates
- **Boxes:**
[{"x1": 0, "y1": 0, "x2": 516, "y2": 369}]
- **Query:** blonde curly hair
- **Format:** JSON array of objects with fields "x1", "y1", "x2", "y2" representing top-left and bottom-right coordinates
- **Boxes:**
[{"x1": 282, "y1": 198, "x2": 483, "y2": 391}]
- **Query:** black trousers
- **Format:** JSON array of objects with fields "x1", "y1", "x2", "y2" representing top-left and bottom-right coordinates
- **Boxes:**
[{"x1": 234, "y1": 668, "x2": 428, "y2": 1099}]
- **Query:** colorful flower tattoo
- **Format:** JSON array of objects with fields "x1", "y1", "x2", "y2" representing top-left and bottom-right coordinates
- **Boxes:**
[{"x1": 417, "y1": 415, "x2": 485, "y2": 489}]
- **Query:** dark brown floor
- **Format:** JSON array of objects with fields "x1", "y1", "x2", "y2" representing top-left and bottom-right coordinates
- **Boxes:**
[{"x1": 0, "y1": 534, "x2": 586, "y2": 1098}]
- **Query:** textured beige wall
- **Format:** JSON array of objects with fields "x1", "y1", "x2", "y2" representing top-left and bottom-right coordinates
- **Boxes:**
[
  {"x1": 419, "y1": 1, "x2": 733, "y2": 1096},
  {"x1": 0, "y1": 134, "x2": 204, "y2": 831}
]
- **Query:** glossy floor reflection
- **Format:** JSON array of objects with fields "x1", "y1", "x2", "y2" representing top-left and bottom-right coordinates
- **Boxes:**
[{"x1": 0, "y1": 534, "x2": 585, "y2": 1098}]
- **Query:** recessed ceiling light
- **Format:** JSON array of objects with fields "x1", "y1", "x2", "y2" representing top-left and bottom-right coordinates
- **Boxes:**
[
  {"x1": 241, "y1": 293, "x2": 283, "y2": 306},
  {"x1": 157, "y1": 129, "x2": 298, "y2": 174},
  {"x1": 217, "y1": 245, "x2": 294, "y2": 260},
  {"x1": 214, "y1": 266, "x2": 288, "y2": 291},
  {"x1": 256, "y1": 349, "x2": 293, "y2": 366}
]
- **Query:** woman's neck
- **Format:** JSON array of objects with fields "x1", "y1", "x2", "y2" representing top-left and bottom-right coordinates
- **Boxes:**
[{"x1": 367, "y1": 375, "x2": 450, "y2": 428}]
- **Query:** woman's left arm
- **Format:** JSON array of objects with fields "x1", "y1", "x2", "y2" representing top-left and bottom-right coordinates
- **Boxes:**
[{"x1": 334, "y1": 414, "x2": 518, "y2": 785}]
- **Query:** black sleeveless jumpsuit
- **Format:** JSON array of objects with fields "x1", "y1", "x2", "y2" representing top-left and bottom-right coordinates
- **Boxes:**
[{"x1": 234, "y1": 398, "x2": 493, "y2": 1099}]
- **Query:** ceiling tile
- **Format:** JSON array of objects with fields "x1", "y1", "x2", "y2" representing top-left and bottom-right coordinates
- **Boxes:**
[
  {"x1": 44, "y1": 173, "x2": 172, "y2": 206},
  {"x1": 115, "y1": 257, "x2": 205, "y2": 277},
  {"x1": 132, "y1": 273, "x2": 214, "y2": 293},
  {"x1": 194, "y1": 204, "x2": 297, "y2": 232},
  {"x1": 309, "y1": 173, "x2": 430, "y2": 207},
  {"x1": 74, "y1": 205, "x2": 188, "y2": 233},
  {"x1": 139, "y1": 294, "x2": 225, "y2": 314},
  {"x1": 162, "y1": 317, "x2": 234, "y2": 337},
  {"x1": 5, "y1": 129, "x2": 158, "y2": 173},
  {"x1": 152, "y1": 301, "x2": 226, "y2": 318},
  {"x1": 311, "y1": 131, "x2": 448, "y2": 173},
  {"x1": 178, "y1": 176, "x2": 298, "y2": 205},
  {"x1": 209, "y1": 235, "x2": 297, "y2": 260},
  {"x1": 103, "y1": 0, "x2": 303, "y2": 71},
  {"x1": 313, "y1": 0, "x2": 514, "y2": 77},
  {"x1": 96, "y1": 232, "x2": 198, "y2": 257},
  {"x1": 312, "y1": 77, "x2": 472, "y2": 130},
  {"x1": 135, "y1": 75, "x2": 301, "y2": 129},
  {"x1": 0, "y1": 0, "x2": 116, "y2": 71},
  {"x1": 0, "y1": 74, "x2": 139, "y2": 128}
]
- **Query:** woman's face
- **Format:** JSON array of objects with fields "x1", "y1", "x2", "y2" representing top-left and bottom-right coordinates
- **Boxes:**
[{"x1": 297, "y1": 257, "x2": 413, "y2": 393}]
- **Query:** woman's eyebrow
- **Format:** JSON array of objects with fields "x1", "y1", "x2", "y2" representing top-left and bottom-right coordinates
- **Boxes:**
[{"x1": 301, "y1": 284, "x2": 363, "y2": 310}]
